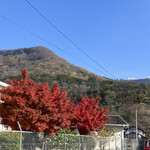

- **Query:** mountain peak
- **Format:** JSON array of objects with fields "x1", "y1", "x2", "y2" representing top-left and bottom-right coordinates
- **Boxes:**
[{"x1": 0, "y1": 46, "x2": 105, "y2": 80}]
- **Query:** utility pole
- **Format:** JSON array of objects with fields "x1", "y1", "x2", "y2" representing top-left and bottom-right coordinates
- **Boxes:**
[{"x1": 135, "y1": 109, "x2": 138, "y2": 140}]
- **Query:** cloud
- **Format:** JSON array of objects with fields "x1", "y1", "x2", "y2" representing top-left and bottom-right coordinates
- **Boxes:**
[
  {"x1": 127, "y1": 77, "x2": 137, "y2": 80},
  {"x1": 146, "y1": 76, "x2": 150, "y2": 79}
]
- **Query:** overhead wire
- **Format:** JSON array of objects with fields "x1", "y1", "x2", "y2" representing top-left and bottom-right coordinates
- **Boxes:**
[
  {"x1": 24, "y1": 0, "x2": 116, "y2": 79},
  {"x1": 0, "y1": 14, "x2": 110, "y2": 77}
]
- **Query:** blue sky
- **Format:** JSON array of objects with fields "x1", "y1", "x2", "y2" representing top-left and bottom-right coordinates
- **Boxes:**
[{"x1": 0, "y1": 0, "x2": 150, "y2": 79}]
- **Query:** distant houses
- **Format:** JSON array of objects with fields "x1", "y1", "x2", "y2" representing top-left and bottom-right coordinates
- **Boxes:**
[{"x1": 124, "y1": 126, "x2": 147, "y2": 139}]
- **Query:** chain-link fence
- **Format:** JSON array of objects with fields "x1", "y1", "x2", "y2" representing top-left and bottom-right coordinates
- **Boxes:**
[{"x1": 0, "y1": 131, "x2": 146, "y2": 150}]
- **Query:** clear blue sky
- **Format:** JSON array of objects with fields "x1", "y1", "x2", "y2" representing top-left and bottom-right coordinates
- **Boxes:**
[{"x1": 0, "y1": 0, "x2": 150, "y2": 79}]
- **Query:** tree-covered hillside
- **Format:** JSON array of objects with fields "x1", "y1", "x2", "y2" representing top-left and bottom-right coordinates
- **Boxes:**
[
  {"x1": 131, "y1": 78, "x2": 150, "y2": 85},
  {"x1": 0, "y1": 46, "x2": 105, "y2": 80},
  {"x1": 1, "y1": 73, "x2": 150, "y2": 136},
  {"x1": 0, "y1": 46, "x2": 150, "y2": 136}
]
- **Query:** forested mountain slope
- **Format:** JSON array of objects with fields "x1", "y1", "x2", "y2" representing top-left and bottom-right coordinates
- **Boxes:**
[
  {"x1": 131, "y1": 78, "x2": 150, "y2": 85},
  {"x1": 0, "y1": 46, "x2": 104, "y2": 80},
  {"x1": 0, "y1": 46, "x2": 150, "y2": 136}
]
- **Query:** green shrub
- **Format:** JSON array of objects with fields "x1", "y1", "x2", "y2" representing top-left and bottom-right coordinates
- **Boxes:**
[{"x1": 0, "y1": 132, "x2": 22, "y2": 150}]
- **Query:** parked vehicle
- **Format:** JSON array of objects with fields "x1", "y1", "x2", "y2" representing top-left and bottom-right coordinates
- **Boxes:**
[{"x1": 144, "y1": 139, "x2": 150, "y2": 150}]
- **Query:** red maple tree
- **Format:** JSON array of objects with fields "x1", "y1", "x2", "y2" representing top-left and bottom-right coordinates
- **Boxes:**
[
  {"x1": 72, "y1": 95, "x2": 109, "y2": 135},
  {"x1": 0, "y1": 70, "x2": 75, "y2": 134}
]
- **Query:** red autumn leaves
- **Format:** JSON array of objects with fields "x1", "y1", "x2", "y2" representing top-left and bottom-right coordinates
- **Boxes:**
[
  {"x1": 73, "y1": 95, "x2": 109, "y2": 135},
  {"x1": 0, "y1": 70, "x2": 109, "y2": 135}
]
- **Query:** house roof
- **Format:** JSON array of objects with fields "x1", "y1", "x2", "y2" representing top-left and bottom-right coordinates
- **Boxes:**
[
  {"x1": 106, "y1": 115, "x2": 129, "y2": 127},
  {"x1": 125, "y1": 126, "x2": 146, "y2": 133},
  {"x1": 0, "y1": 81, "x2": 9, "y2": 89},
  {"x1": 0, "y1": 81, "x2": 9, "y2": 102}
]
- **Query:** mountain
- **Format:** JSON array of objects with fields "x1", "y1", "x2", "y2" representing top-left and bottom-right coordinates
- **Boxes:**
[
  {"x1": 1, "y1": 46, "x2": 150, "y2": 135},
  {"x1": 130, "y1": 79, "x2": 150, "y2": 85},
  {"x1": 0, "y1": 46, "x2": 105, "y2": 80}
]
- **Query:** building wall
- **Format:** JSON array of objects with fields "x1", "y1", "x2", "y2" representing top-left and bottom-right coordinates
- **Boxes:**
[
  {"x1": 0, "y1": 82, "x2": 10, "y2": 131},
  {"x1": 0, "y1": 118, "x2": 11, "y2": 131},
  {"x1": 103, "y1": 126, "x2": 125, "y2": 150},
  {"x1": 0, "y1": 124, "x2": 9, "y2": 131},
  {"x1": 93, "y1": 126, "x2": 126, "y2": 150}
]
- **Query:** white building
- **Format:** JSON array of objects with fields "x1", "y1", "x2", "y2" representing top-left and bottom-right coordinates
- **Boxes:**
[
  {"x1": 94, "y1": 115, "x2": 129, "y2": 150},
  {"x1": 0, "y1": 81, "x2": 10, "y2": 131},
  {"x1": 105, "y1": 115, "x2": 129, "y2": 149}
]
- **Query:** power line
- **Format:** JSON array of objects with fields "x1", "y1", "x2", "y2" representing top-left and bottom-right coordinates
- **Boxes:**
[
  {"x1": 24, "y1": 0, "x2": 116, "y2": 79},
  {"x1": 0, "y1": 14, "x2": 109, "y2": 77}
]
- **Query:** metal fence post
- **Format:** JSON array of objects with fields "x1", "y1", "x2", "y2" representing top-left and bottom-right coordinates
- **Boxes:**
[
  {"x1": 64, "y1": 132, "x2": 66, "y2": 150},
  {"x1": 115, "y1": 136, "x2": 116, "y2": 150},
  {"x1": 79, "y1": 135, "x2": 80, "y2": 150},
  {"x1": 121, "y1": 137, "x2": 123, "y2": 150},
  {"x1": 90, "y1": 135, "x2": 92, "y2": 150},
  {"x1": 109, "y1": 136, "x2": 110, "y2": 150},
  {"x1": 17, "y1": 121, "x2": 22, "y2": 150},
  {"x1": 44, "y1": 134, "x2": 47, "y2": 150}
]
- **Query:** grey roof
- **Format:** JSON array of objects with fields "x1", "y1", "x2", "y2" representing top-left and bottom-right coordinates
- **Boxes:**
[
  {"x1": 106, "y1": 115, "x2": 129, "y2": 127},
  {"x1": 125, "y1": 126, "x2": 146, "y2": 133}
]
